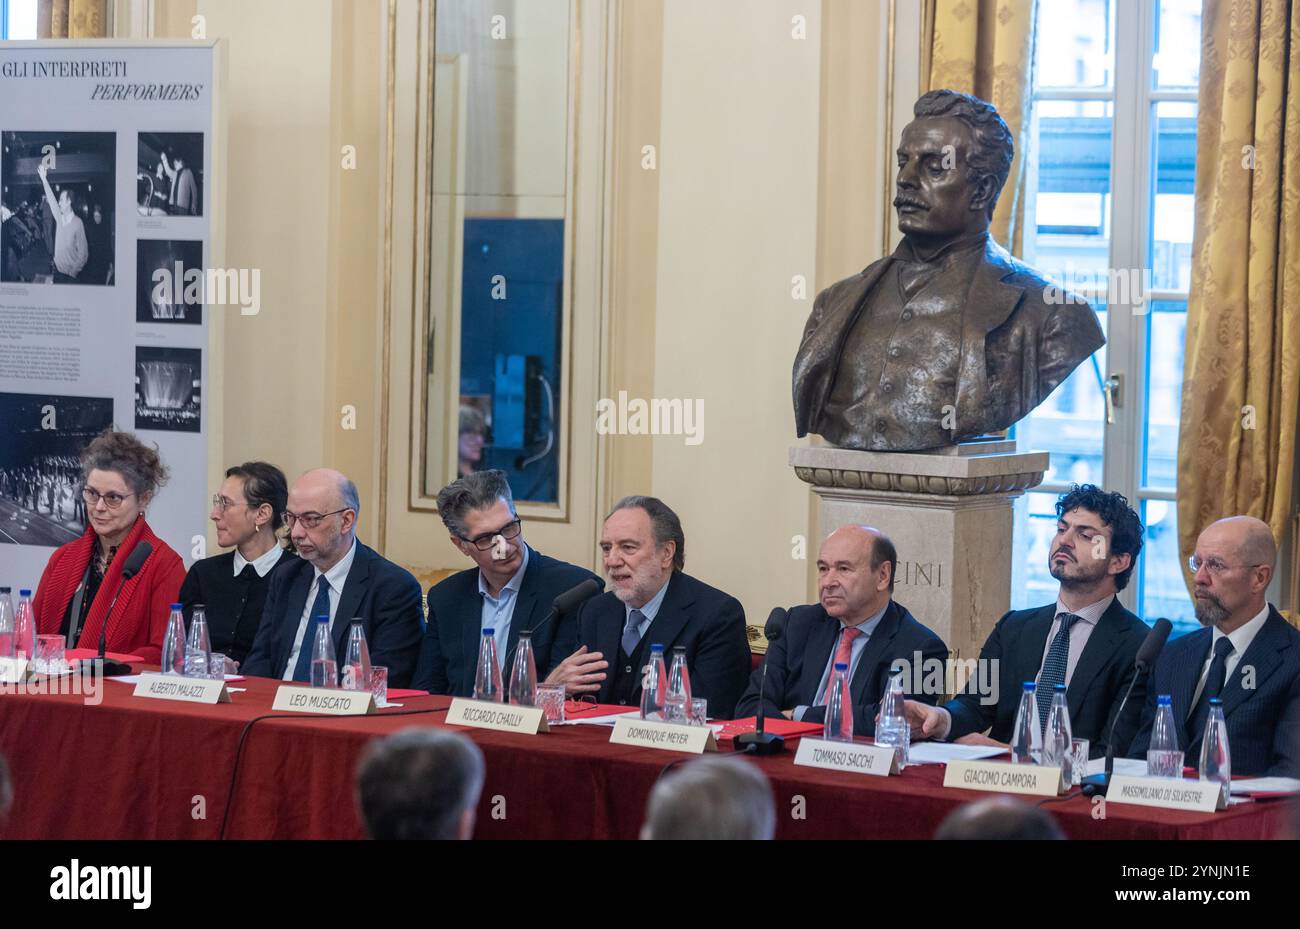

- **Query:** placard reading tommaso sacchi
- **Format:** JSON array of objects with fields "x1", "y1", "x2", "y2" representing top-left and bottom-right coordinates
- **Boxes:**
[{"x1": 0, "y1": 41, "x2": 224, "y2": 586}]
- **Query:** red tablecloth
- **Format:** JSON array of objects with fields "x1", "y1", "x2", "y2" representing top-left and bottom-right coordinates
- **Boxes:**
[{"x1": 0, "y1": 673, "x2": 1291, "y2": 840}]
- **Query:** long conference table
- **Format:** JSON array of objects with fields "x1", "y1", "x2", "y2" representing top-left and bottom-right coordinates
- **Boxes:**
[{"x1": 0, "y1": 672, "x2": 1291, "y2": 841}]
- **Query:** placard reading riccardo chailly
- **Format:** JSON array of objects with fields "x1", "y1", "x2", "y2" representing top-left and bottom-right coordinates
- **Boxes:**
[{"x1": 0, "y1": 42, "x2": 219, "y2": 585}]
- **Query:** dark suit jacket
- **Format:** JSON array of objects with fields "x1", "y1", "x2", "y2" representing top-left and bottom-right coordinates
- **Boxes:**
[
  {"x1": 578, "y1": 571, "x2": 751, "y2": 719},
  {"x1": 1128, "y1": 607, "x2": 1300, "y2": 777},
  {"x1": 944, "y1": 598, "x2": 1150, "y2": 758},
  {"x1": 793, "y1": 236, "x2": 1104, "y2": 449},
  {"x1": 734, "y1": 599, "x2": 948, "y2": 736},
  {"x1": 412, "y1": 548, "x2": 602, "y2": 696},
  {"x1": 242, "y1": 541, "x2": 424, "y2": 688}
]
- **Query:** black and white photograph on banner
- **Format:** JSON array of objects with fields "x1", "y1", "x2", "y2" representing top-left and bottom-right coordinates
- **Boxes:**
[
  {"x1": 136, "y1": 132, "x2": 204, "y2": 217},
  {"x1": 134, "y1": 346, "x2": 201, "y2": 433},
  {"x1": 0, "y1": 131, "x2": 116, "y2": 286},
  {"x1": 136, "y1": 238, "x2": 204, "y2": 324},
  {"x1": 0, "y1": 391, "x2": 114, "y2": 548}
]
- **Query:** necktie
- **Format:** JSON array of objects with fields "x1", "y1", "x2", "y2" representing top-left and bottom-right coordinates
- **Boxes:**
[
  {"x1": 1187, "y1": 637, "x2": 1234, "y2": 748},
  {"x1": 1037, "y1": 613, "x2": 1079, "y2": 730},
  {"x1": 238, "y1": 564, "x2": 257, "y2": 582},
  {"x1": 292, "y1": 576, "x2": 332, "y2": 682},
  {"x1": 818, "y1": 626, "x2": 862, "y2": 705},
  {"x1": 621, "y1": 609, "x2": 646, "y2": 656}
]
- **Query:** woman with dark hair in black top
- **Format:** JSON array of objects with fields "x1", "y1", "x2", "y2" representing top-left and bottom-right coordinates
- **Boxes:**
[{"x1": 178, "y1": 462, "x2": 300, "y2": 666}]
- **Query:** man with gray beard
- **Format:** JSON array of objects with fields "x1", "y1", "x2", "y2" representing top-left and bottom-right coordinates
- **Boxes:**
[{"x1": 1129, "y1": 516, "x2": 1300, "y2": 776}]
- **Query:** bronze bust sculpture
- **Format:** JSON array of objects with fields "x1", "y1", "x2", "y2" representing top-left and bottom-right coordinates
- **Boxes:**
[{"x1": 793, "y1": 90, "x2": 1104, "y2": 452}]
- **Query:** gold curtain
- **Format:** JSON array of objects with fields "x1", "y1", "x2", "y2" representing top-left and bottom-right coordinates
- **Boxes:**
[
  {"x1": 1178, "y1": 0, "x2": 1300, "y2": 603},
  {"x1": 925, "y1": 0, "x2": 1037, "y2": 255},
  {"x1": 37, "y1": 0, "x2": 107, "y2": 38}
]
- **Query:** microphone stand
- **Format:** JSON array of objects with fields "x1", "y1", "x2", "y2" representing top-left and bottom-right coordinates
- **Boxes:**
[
  {"x1": 1080, "y1": 664, "x2": 1146, "y2": 797},
  {"x1": 85, "y1": 574, "x2": 138, "y2": 679},
  {"x1": 735, "y1": 656, "x2": 785, "y2": 755}
]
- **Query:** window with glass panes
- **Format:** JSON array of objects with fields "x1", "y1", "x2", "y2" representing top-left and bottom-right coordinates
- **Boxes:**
[
  {"x1": 1012, "y1": 0, "x2": 1201, "y2": 638},
  {"x1": 2, "y1": 0, "x2": 39, "y2": 40}
]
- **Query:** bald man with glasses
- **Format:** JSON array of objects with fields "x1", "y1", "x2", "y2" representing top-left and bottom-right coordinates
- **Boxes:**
[
  {"x1": 413, "y1": 470, "x2": 602, "y2": 696},
  {"x1": 1129, "y1": 516, "x2": 1300, "y2": 777},
  {"x1": 242, "y1": 468, "x2": 424, "y2": 686}
]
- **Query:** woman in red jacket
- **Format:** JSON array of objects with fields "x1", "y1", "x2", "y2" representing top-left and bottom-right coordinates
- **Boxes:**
[{"x1": 33, "y1": 430, "x2": 185, "y2": 664}]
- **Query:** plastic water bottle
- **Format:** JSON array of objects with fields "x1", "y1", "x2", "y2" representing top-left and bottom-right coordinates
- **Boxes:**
[
  {"x1": 508, "y1": 631, "x2": 538, "y2": 706},
  {"x1": 639, "y1": 644, "x2": 668, "y2": 721},
  {"x1": 308, "y1": 615, "x2": 338, "y2": 688},
  {"x1": 663, "y1": 646, "x2": 692, "y2": 724},
  {"x1": 1146, "y1": 694, "x2": 1184, "y2": 777},
  {"x1": 14, "y1": 589, "x2": 35, "y2": 660},
  {"x1": 160, "y1": 603, "x2": 186, "y2": 675},
  {"x1": 1199, "y1": 698, "x2": 1231, "y2": 789},
  {"x1": 184, "y1": 604, "x2": 212, "y2": 677},
  {"x1": 823, "y1": 662, "x2": 854, "y2": 742},
  {"x1": 1042, "y1": 683, "x2": 1073, "y2": 777},
  {"x1": 875, "y1": 668, "x2": 910, "y2": 766},
  {"x1": 0, "y1": 587, "x2": 14, "y2": 658},
  {"x1": 1010, "y1": 681, "x2": 1041, "y2": 764},
  {"x1": 341, "y1": 620, "x2": 372, "y2": 691},
  {"x1": 473, "y1": 627, "x2": 503, "y2": 702}
]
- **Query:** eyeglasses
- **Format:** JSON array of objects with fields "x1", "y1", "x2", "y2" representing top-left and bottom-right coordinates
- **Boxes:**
[
  {"x1": 82, "y1": 487, "x2": 135, "y2": 509},
  {"x1": 460, "y1": 519, "x2": 522, "y2": 551},
  {"x1": 211, "y1": 494, "x2": 252, "y2": 513},
  {"x1": 283, "y1": 508, "x2": 350, "y2": 530},
  {"x1": 1188, "y1": 555, "x2": 1265, "y2": 577}
]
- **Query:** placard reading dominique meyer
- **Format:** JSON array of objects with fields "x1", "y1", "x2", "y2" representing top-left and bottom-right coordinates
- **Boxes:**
[{"x1": 0, "y1": 41, "x2": 220, "y2": 586}]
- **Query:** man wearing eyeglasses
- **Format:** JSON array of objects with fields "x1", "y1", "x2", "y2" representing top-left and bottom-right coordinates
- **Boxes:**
[
  {"x1": 1129, "y1": 516, "x2": 1300, "y2": 777},
  {"x1": 412, "y1": 470, "x2": 602, "y2": 696},
  {"x1": 242, "y1": 468, "x2": 424, "y2": 687}
]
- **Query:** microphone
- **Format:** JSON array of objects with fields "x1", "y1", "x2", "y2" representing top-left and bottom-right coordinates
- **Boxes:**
[
  {"x1": 90, "y1": 541, "x2": 153, "y2": 678},
  {"x1": 501, "y1": 577, "x2": 603, "y2": 671},
  {"x1": 1081, "y1": 618, "x2": 1172, "y2": 797},
  {"x1": 735, "y1": 608, "x2": 788, "y2": 755}
]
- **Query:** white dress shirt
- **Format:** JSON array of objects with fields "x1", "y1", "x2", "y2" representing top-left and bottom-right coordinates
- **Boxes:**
[
  {"x1": 1190, "y1": 602, "x2": 1271, "y2": 707},
  {"x1": 233, "y1": 543, "x2": 284, "y2": 578},
  {"x1": 283, "y1": 540, "x2": 357, "y2": 680},
  {"x1": 479, "y1": 543, "x2": 530, "y2": 669}
]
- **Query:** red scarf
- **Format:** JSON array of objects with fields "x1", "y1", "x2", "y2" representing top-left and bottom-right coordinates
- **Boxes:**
[{"x1": 34, "y1": 517, "x2": 166, "y2": 652}]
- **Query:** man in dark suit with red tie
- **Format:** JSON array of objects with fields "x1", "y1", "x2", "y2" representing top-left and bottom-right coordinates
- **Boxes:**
[
  {"x1": 1129, "y1": 516, "x2": 1300, "y2": 777},
  {"x1": 734, "y1": 526, "x2": 948, "y2": 734},
  {"x1": 904, "y1": 485, "x2": 1151, "y2": 758},
  {"x1": 544, "y1": 496, "x2": 752, "y2": 719}
]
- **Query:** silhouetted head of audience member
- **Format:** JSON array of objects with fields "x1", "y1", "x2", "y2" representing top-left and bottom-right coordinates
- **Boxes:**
[
  {"x1": 356, "y1": 728, "x2": 484, "y2": 840},
  {"x1": 934, "y1": 796, "x2": 1066, "y2": 840},
  {"x1": 641, "y1": 755, "x2": 775, "y2": 840}
]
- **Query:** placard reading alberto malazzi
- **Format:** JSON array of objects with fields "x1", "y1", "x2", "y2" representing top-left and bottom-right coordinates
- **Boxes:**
[
  {"x1": 609, "y1": 717, "x2": 718, "y2": 754},
  {"x1": 445, "y1": 697, "x2": 549, "y2": 734},
  {"x1": 133, "y1": 671, "x2": 229, "y2": 705},
  {"x1": 272, "y1": 684, "x2": 374, "y2": 716}
]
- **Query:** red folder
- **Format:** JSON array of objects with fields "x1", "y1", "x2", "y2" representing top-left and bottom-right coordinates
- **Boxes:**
[
  {"x1": 714, "y1": 716, "x2": 824, "y2": 741},
  {"x1": 65, "y1": 649, "x2": 144, "y2": 664}
]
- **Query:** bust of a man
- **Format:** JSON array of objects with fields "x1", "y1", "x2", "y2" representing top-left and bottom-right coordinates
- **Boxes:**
[{"x1": 793, "y1": 90, "x2": 1103, "y2": 452}]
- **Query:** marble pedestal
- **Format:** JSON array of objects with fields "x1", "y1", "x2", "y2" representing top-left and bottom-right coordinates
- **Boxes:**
[{"x1": 790, "y1": 444, "x2": 1049, "y2": 663}]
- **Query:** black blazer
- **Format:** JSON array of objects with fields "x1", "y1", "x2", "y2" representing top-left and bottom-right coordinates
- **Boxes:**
[
  {"x1": 578, "y1": 570, "x2": 751, "y2": 719},
  {"x1": 411, "y1": 548, "x2": 602, "y2": 696},
  {"x1": 1128, "y1": 607, "x2": 1300, "y2": 777},
  {"x1": 178, "y1": 549, "x2": 301, "y2": 665},
  {"x1": 944, "y1": 598, "x2": 1150, "y2": 758},
  {"x1": 242, "y1": 541, "x2": 424, "y2": 688},
  {"x1": 734, "y1": 599, "x2": 948, "y2": 736}
]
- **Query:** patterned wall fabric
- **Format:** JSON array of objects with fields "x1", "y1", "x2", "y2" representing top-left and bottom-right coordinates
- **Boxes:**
[
  {"x1": 1178, "y1": 0, "x2": 1299, "y2": 595},
  {"x1": 38, "y1": 0, "x2": 107, "y2": 39}
]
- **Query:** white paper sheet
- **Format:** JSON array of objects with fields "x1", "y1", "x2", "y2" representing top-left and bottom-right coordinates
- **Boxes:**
[
  {"x1": 1229, "y1": 777, "x2": 1300, "y2": 795},
  {"x1": 1084, "y1": 757, "x2": 1148, "y2": 777},
  {"x1": 905, "y1": 743, "x2": 1008, "y2": 764}
]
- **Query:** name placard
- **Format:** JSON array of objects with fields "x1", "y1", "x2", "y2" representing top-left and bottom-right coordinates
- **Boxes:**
[
  {"x1": 943, "y1": 759, "x2": 1066, "y2": 797},
  {"x1": 794, "y1": 737, "x2": 900, "y2": 776},
  {"x1": 445, "y1": 698, "x2": 549, "y2": 734},
  {"x1": 272, "y1": 685, "x2": 374, "y2": 715},
  {"x1": 609, "y1": 717, "x2": 718, "y2": 754},
  {"x1": 1107, "y1": 775, "x2": 1226, "y2": 813},
  {"x1": 132, "y1": 672, "x2": 230, "y2": 704},
  {"x1": 0, "y1": 657, "x2": 28, "y2": 684}
]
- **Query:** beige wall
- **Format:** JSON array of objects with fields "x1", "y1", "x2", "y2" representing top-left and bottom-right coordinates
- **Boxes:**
[{"x1": 145, "y1": 0, "x2": 387, "y2": 551}]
